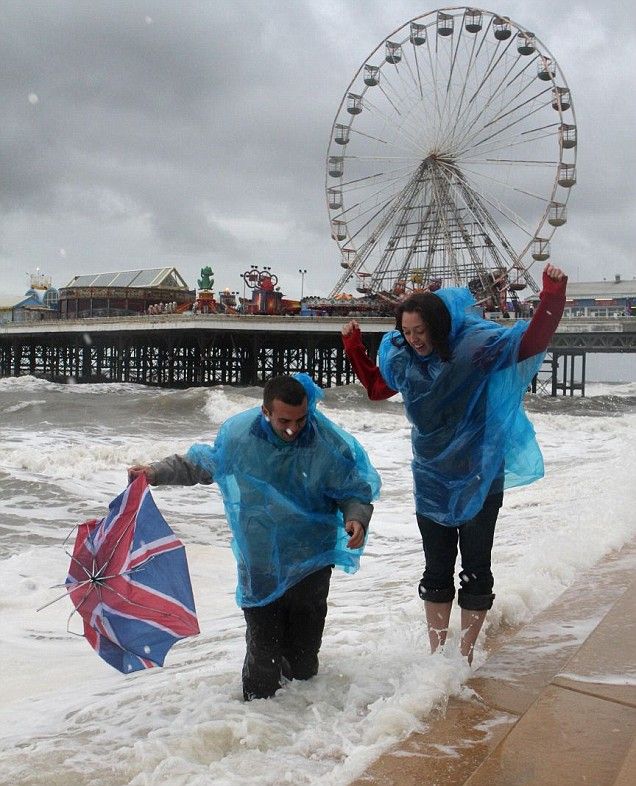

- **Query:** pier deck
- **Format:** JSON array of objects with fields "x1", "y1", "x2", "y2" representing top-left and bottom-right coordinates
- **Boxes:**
[{"x1": 1, "y1": 315, "x2": 634, "y2": 390}]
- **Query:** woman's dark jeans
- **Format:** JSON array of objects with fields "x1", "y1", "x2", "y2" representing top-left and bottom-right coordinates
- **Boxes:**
[{"x1": 416, "y1": 492, "x2": 504, "y2": 611}]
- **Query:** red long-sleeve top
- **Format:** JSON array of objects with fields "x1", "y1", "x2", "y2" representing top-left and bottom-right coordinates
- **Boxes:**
[{"x1": 342, "y1": 273, "x2": 567, "y2": 401}]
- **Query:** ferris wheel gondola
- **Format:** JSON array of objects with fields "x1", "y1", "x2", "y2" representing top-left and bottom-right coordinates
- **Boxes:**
[{"x1": 325, "y1": 6, "x2": 577, "y2": 303}]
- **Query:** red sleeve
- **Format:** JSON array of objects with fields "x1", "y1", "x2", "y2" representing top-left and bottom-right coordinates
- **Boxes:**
[
  {"x1": 342, "y1": 328, "x2": 397, "y2": 400},
  {"x1": 518, "y1": 271, "x2": 568, "y2": 361}
]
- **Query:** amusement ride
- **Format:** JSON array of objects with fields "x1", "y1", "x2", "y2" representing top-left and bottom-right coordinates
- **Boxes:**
[{"x1": 324, "y1": 6, "x2": 577, "y2": 313}]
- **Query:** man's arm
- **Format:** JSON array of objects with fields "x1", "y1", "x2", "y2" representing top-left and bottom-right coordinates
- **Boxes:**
[
  {"x1": 128, "y1": 454, "x2": 213, "y2": 486},
  {"x1": 518, "y1": 264, "x2": 567, "y2": 361},
  {"x1": 341, "y1": 320, "x2": 397, "y2": 401}
]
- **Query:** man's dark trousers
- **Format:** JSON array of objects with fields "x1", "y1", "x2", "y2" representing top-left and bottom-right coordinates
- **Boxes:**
[{"x1": 242, "y1": 565, "x2": 333, "y2": 700}]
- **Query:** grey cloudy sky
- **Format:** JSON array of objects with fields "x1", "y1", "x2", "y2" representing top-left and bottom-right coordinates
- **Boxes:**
[{"x1": 1, "y1": 0, "x2": 634, "y2": 300}]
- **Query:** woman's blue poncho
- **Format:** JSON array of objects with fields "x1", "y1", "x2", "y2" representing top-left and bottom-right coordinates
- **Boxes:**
[
  {"x1": 186, "y1": 374, "x2": 381, "y2": 607},
  {"x1": 378, "y1": 288, "x2": 544, "y2": 526}
]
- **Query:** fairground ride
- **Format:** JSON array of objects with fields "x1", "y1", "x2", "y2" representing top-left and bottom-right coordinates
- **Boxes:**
[{"x1": 325, "y1": 6, "x2": 577, "y2": 312}]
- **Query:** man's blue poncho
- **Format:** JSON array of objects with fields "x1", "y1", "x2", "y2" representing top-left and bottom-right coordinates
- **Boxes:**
[
  {"x1": 378, "y1": 288, "x2": 544, "y2": 526},
  {"x1": 186, "y1": 375, "x2": 381, "y2": 607}
]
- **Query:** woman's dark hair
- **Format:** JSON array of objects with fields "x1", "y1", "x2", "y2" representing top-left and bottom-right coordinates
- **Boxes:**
[
  {"x1": 394, "y1": 292, "x2": 453, "y2": 362},
  {"x1": 263, "y1": 376, "x2": 307, "y2": 408}
]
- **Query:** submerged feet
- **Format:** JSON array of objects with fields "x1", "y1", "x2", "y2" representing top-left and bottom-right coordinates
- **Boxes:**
[{"x1": 425, "y1": 601, "x2": 488, "y2": 665}]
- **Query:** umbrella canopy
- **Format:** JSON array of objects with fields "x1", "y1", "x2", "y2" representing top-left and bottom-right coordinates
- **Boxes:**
[{"x1": 65, "y1": 476, "x2": 199, "y2": 673}]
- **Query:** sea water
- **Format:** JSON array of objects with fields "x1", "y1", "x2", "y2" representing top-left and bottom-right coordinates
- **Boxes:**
[{"x1": 0, "y1": 376, "x2": 634, "y2": 786}]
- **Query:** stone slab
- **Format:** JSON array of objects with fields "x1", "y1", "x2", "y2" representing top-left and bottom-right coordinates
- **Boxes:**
[
  {"x1": 463, "y1": 684, "x2": 636, "y2": 786},
  {"x1": 469, "y1": 544, "x2": 636, "y2": 717},
  {"x1": 552, "y1": 586, "x2": 636, "y2": 707}
]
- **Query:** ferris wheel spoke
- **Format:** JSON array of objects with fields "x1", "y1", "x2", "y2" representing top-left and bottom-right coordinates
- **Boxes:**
[
  {"x1": 368, "y1": 77, "x2": 437, "y2": 153},
  {"x1": 449, "y1": 168, "x2": 535, "y2": 239},
  {"x1": 459, "y1": 161, "x2": 554, "y2": 204},
  {"x1": 348, "y1": 127, "x2": 391, "y2": 145},
  {"x1": 385, "y1": 50, "x2": 425, "y2": 107},
  {"x1": 446, "y1": 16, "x2": 518, "y2": 147},
  {"x1": 339, "y1": 161, "x2": 425, "y2": 197},
  {"x1": 409, "y1": 42, "x2": 425, "y2": 100},
  {"x1": 457, "y1": 125, "x2": 560, "y2": 162},
  {"x1": 453, "y1": 66, "x2": 544, "y2": 153},
  {"x1": 463, "y1": 95, "x2": 555, "y2": 156},
  {"x1": 465, "y1": 34, "x2": 515, "y2": 109},
  {"x1": 377, "y1": 58, "x2": 425, "y2": 124},
  {"x1": 457, "y1": 173, "x2": 550, "y2": 244},
  {"x1": 424, "y1": 33, "x2": 444, "y2": 127},
  {"x1": 481, "y1": 84, "x2": 553, "y2": 131},
  {"x1": 440, "y1": 26, "x2": 481, "y2": 149},
  {"x1": 336, "y1": 172, "x2": 423, "y2": 230},
  {"x1": 447, "y1": 174, "x2": 525, "y2": 264},
  {"x1": 346, "y1": 168, "x2": 426, "y2": 240},
  {"x1": 359, "y1": 93, "x2": 433, "y2": 156}
]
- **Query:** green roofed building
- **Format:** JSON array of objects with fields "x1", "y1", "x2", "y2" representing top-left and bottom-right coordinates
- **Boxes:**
[{"x1": 59, "y1": 267, "x2": 195, "y2": 319}]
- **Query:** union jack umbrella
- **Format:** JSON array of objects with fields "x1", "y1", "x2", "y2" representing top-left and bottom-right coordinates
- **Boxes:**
[{"x1": 63, "y1": 475, "x2": 200, "y2": 673}]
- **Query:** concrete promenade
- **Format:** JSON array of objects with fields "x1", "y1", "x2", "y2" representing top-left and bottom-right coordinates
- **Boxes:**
[{"x1": 352, "y1": 539, "x2": 636, "y2": 786}]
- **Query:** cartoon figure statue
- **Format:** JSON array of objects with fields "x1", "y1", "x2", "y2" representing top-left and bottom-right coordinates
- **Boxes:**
[{"x1": 198, "y1": 267, "x2": 214, "y2": 290}]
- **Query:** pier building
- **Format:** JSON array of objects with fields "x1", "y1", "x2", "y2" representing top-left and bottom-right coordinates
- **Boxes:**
[{"x1": 58, "y1": 267, "x2": 194, "y2": 319}]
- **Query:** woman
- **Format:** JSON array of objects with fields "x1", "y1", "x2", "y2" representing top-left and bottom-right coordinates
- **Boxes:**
[{"x1": 342, "y1": 264, "x2": 567, "y2": 663}]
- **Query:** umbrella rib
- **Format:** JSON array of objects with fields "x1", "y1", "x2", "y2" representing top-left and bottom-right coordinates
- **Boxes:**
[
  {"x1": 92, "y1": 516, "x2": 138, "y2": 578},
  {"x1": 65, "y1": 584, "x2": 97, "y2": 636},
  {"x1": 66, "y1": 549, "x2": 94, "y2": 580},
  {"x1": 36, "y1": 578, "x2": 94, "y2": 612}
]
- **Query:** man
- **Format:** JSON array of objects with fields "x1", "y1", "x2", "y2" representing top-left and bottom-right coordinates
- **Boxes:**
[{"x1": 129, "y1": 374, "x2": 380, "y2": 700}]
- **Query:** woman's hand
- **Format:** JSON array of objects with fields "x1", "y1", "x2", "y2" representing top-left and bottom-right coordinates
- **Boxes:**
[
  {"x1": 543, "y1": 263, "x2": 566, "y2": 282},
  {"x1": 342, "y1": 319, "x2": 360, "y2": 337}
]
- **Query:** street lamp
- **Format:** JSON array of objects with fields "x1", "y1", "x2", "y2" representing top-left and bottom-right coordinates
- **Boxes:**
[{"x1": 298, "y1": 268, "x2": 307, "y2": 300}]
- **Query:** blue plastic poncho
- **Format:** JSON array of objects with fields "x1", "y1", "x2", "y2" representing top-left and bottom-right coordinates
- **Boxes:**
[
  {"x1": 378, "y1": 288, "x2": 544, "y2": 526},
  {"x1": 186, "y1": 374, "x2": 381, "y2": 607}
]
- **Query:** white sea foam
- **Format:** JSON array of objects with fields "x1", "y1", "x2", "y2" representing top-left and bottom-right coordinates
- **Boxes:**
[{"x1": 0, "y1": 381, "x2": 634, "y2": 785}]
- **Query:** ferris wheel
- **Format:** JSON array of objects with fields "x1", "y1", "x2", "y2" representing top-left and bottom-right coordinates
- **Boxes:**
[{"x1": 326, "y1": 7, "x2": 577, "y2": 302}]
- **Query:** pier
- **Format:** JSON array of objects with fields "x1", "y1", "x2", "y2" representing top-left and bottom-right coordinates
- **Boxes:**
[{"x1": 1, "y1": 315, "x2": 635, "y2": 393}]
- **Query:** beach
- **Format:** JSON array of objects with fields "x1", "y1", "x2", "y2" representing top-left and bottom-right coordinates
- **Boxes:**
[{"x1": 0, "y1": 377, "x2": 634, "y2": 785}]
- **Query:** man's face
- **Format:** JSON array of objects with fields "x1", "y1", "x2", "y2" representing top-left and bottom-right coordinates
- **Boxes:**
[{"x1": 262, "y1": 397, "x2": 308, "y2": 442}]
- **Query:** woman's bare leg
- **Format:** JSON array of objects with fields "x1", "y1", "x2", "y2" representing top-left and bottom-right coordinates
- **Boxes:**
[
  {"x1": 460, "y1": 608, "x2": 487, "y2": 664},
  {"x1": 425, "y1": 600, "x2": 453, "y2": 652}
]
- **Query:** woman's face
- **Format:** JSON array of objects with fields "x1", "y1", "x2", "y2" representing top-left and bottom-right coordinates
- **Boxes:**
[{"x1": 401, "y1": 310, "x2": 433, "y2": 356}]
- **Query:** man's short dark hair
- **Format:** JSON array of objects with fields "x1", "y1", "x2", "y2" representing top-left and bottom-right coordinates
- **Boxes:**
[{"x1": 263, "y1": 376, "x2": 307, "y2": 409}]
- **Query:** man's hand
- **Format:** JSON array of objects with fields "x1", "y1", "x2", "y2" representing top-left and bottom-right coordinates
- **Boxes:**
[
  {"x1": 342, "y1": 320, "x2": 360, "y2": 337},
  {"x1": 345, "y1": 520, "x2": 365, "y2": 549},
  {"x1": 127, "y1": 464, "x2": 156, "y2": 485}
]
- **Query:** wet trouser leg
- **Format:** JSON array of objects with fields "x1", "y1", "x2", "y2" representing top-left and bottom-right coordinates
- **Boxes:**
[
  {"x1": 456, "y1": 492, "x2": 502, "y2": 610},
  {"x1": 281, "y1": 566, "x2": 332, "y2": 680},
  {"x1": 241, "y1": 566, "x2": 332, "y2": 700},
  {"x1": 242, "y1": 601, "x2": 285, "y2": 701},
  {"x1": 416, "y1": 492, "x2": 503, "y2": 611}
]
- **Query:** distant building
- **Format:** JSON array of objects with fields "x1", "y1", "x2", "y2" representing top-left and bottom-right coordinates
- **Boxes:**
[
  {"x1": 58, "y1": 267, "x2": 195, "y2": 319},
  {"x1": 0, "y1": 272, "x2": 59, "y2": 323},
  {"x1": 527, "y1": 274, "x2": 636, "y2": 317}
]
